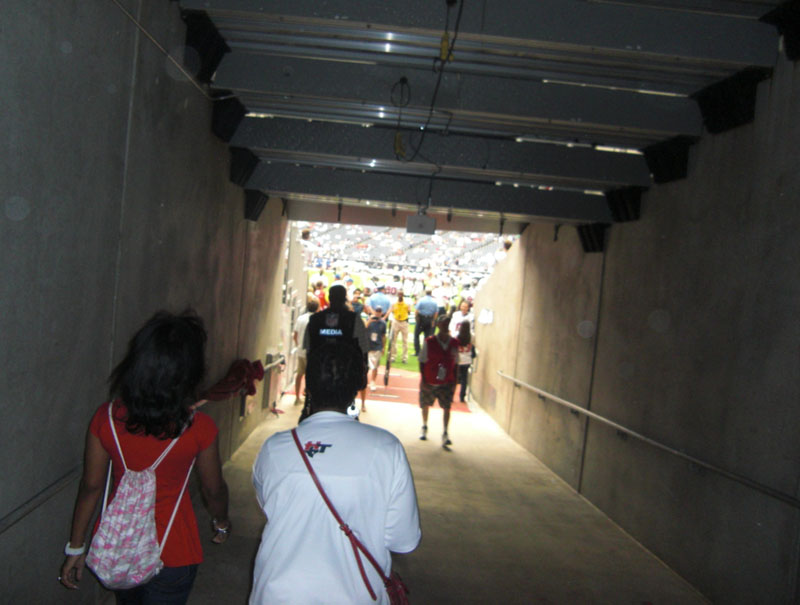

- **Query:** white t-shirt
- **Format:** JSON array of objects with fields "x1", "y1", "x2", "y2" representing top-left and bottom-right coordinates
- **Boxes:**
[
  {"x1": 449, "y1": 311, "x2": 474, "y2": 338},
  {"x1": 293, "y1": 312, "x2": 312, "y2": 358},
  {"x1": 251, "y1": 412, "x2": 421, "y2": 605}
]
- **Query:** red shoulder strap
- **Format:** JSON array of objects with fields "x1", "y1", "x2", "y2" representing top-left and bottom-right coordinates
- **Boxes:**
[{"x1": 291, "y1": 429, "x2": 390, "y2": 600}]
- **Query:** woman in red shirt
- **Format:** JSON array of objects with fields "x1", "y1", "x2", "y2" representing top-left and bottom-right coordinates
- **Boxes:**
[{"x1": 59, "y1": 311, "x2": 230, "y2": 604}]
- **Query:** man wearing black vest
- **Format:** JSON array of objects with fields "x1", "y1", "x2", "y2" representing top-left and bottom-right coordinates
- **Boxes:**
[{"x1": 303, "y1": 285, "x2": 368, "y2": 419}]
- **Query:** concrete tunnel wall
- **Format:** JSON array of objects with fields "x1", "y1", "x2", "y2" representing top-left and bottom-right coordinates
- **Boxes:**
[
  {"x1": 471, "y1": 52, "x2": 800, "y2": 604},
  {"x1": 1, "y1": 2, "x2": 286, "y2": 602}
]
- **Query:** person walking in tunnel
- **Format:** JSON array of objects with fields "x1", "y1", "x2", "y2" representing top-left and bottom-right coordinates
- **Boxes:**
[
  {"x1": 59, "y1": 310, "x2": 230, "y2": 603},
  {"x1": 313, "y1": 281, "x2": 329, "y2": 310},
  {"x1": 413, "y1": 288, "x2": 438, "y2": 357},
  {"x1": 456, "y1": 320, "x2": 476, "y2": 403},
  {"x1": 292, "y1": 297, "x2": 319, "y2": 405},
  {"x1": 419, "y1": 314, "x2": 460, "y2": 449},
  {"x1": 303, "y1": 284, "x2": 368, "y2": 419},
  {"x1": 449, "y1": 300, "x2": 474, "y2": 339},
  {"x1": 364, "y1": 306, "x2": 388, "y2": 406},
  {"x1": 251, "y1": 342, "x2": 421, "y2": 604}
]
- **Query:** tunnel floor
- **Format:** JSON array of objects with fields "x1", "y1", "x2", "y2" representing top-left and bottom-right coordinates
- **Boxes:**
[{"x1": 188, "y1": 394, "x2": 707, "y2": 604}]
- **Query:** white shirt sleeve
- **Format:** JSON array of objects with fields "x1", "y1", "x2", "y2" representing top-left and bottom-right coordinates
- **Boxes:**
[
  {"x1": 252, "y1": 442, "x2": 270, "y2": 515},
  {"x1": 384, "y1": 442, "x2": 422, "y2": 553}
]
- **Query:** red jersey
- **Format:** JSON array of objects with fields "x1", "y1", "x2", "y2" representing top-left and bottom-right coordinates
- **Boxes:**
[
  {"x1": 422, "y1": 335, "x2": 460, "y2": 385},
  {"x1": 89, "y1": 401, "x2": 218, "y2": 567}
]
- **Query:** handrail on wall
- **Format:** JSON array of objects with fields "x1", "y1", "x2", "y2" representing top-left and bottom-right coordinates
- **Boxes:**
[
  {"x1": 497, "y1": 371, "x2": 800, "y2": 509},
  {"x1": 0, "y1": 465, "x2": 82, "y2": 537},
  {"x1": 263, "y1": 354, "x2": 285, "y2": 372}
]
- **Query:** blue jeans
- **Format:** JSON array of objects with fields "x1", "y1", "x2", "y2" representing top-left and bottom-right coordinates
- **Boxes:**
[{"x1": 114, "y1": 565, "x2": 198, "y2": 605}]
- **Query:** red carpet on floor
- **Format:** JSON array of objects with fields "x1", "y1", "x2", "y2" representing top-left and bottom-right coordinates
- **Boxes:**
[{"x1": 286, "y1": 367, "x2": 471, "y2": 413}]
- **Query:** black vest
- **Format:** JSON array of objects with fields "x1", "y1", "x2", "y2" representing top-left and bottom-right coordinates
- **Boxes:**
[
  {"x1": 304, "y1": 307, "x2": 367, "y2": 398},
  {"x1": 307, "y1": 307, "x2": 359, "y2": 353}
]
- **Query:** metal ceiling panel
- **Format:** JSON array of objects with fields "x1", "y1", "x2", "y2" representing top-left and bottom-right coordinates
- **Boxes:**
[
  {"x1": 236, "y1": 92, "x2": 679, "y2": 148},
  {"x1": 183, "y1": 0, "x2": 778, "y2": 66},
  {"x1": 215, "y1": 26, "x2": 733, "y2": 94},
  {"x1": 247, "y1": 163, "x2": 614, "y2": 222},
  {"x1": 284, "y1": 198, "x2": 530, "y2": 234},
  {"x1": 215, "y1": 55, "x2": 704, "y2": 139},
  {"x1": 232, "y1": 118, "x2": 653, "y2": 187}
]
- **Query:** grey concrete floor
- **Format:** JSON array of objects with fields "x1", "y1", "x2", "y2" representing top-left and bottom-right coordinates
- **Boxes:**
[{"x1": 190, "y1": 396, "x2": 707, "y2": 604}]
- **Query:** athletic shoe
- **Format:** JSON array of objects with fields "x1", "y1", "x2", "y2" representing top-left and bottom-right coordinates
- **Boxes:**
[
  {"x1": 442, "y1": 432, "x2": 452, "y2": 447},
  {"x1": 420, "y1": 425, "x2": 428, "y2": 440},
  {"x1": 369, "y1": 384, "x2": 376, "y2": 391}
]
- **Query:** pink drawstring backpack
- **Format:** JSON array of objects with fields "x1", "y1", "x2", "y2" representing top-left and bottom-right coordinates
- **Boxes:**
[{"x1": 86, "y1": 403, "x2": 194, "y2": 589}]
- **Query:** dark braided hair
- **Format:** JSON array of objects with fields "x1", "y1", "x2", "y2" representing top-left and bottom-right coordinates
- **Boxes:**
[
  {"x1": 457, "y1": 319, "x2": 471, "y2": 346},
  {"x1": 304, "y1": 341, "x2": 364, "y2": 415},
  {"x1": 109, "y1": 309, "x2": 207, "y2": 438}
]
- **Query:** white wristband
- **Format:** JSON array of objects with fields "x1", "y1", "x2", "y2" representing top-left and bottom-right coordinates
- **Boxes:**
[{"x1": 64, "y1": 541, "x2": 86, "y2": 556}]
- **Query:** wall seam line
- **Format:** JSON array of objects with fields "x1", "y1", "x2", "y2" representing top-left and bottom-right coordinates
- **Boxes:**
[
  {"x1": 235, "y1": 222, "x2": 251, "y2": 368},
  {"x1": 107, "y1": 0, "x2": 143, "y2": 376},
  {"x1": 507, "y1": 231, "x2": 529, "y2": 434},
  {"x1": 577, "y1": 235, "x2": 608, "y2": 494}
]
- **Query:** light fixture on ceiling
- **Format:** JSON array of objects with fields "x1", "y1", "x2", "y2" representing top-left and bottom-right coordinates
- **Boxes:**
[
  {"x1": 515, "y1": 135, "x2": 593, "y2": 149},
  {"x1": 594, "y1": 145, "x2": 644, "y2": 155}
]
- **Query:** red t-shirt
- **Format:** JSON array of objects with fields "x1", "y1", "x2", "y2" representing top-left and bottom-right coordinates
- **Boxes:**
[{"x1": 89, "y1": 401, "x2": 218, "y2": 567}]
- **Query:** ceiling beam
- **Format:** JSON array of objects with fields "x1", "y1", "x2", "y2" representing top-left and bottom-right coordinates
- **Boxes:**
[
  {"x1": 231, "y1": 118, "x2": 653, "y2": 189},
  {"x1": 284, "y1": 198, "x2": 529, "y2": 234},
  {"x1": 246, "y1": 163, "x2": 614, "y2": 223},
  {"x1": 183, "y1": 0, "x2": 778, "y2": 67},
  {"x1": 215, "y1": 56, "x2": 704, "y2": 143}
]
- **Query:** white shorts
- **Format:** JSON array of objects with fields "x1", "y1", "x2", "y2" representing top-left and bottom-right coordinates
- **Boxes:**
[{"x1": 368, "y1": 350, "x2": 382, "y2": 370}]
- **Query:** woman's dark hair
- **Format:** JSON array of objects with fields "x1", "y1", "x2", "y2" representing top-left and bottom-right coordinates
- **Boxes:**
[
  {"x1": 305, "y1": 342, "x2": 364, "y2": 412},
  {"x1": 457, "y1": 320, "x2": 471, "y2": 346},
  {"x1": 109, "y1": 310, "x2": 207, "y2": 438}
]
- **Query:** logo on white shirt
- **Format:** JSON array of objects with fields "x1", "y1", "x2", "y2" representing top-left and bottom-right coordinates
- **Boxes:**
[{"x1": 304, "y1": 441, "x2": 333, "y2": 457}]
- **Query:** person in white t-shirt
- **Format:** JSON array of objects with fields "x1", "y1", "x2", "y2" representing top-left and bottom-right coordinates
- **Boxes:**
[
  {"x1": 251, "y1": 342, "x2": 421, "y2": 604},
  {"x1": 292, "y1": 298, "x2": 319, "y2": 405},
  {"x1": 449, "y1": 300, "x2": 474, "y2": 338}
]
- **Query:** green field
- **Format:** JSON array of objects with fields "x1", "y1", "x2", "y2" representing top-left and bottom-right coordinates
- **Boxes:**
[{"x1": 379, "y1": 348, "x2": 420, "y2": 373}]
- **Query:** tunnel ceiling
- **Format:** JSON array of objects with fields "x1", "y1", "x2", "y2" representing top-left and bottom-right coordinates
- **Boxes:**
[{"x1": 178, "y1": 0, "x2": 789, "y2": 236}]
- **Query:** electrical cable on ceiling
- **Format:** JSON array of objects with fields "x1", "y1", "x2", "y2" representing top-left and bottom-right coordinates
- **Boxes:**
[
  {"x1": 398, "y1": 0, "x2": 465, "y2": 164},
  {"x1": 419, "y1": 165, "x2": 443, "y2": 215},
  {"x1": 391, "y1": 77, "x2": 411, "y2": 159}
]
